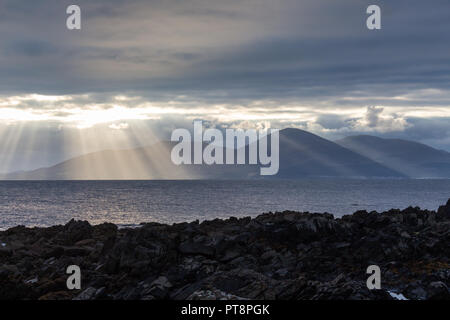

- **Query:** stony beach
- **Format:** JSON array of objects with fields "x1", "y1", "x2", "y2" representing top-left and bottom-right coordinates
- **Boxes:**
[{"x1": 1, "y1": 200, "x2": 449, "y2": 300}]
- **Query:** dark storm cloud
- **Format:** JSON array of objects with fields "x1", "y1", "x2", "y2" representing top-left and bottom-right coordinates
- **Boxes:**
[{"x1": 0, "y1": 0, "x2": 449, "y2": 102}]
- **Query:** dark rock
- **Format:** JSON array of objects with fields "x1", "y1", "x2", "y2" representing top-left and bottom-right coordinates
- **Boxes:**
[
  {"x1": 170, "y1": 281, "x2": 205, "y2": 300},
  {"x1": 62, "y1": 219, "x2": 93, "y2": 245},
  {"x1": 63, "y1": 246, "x2": 93, "y2": 257},
  {"x1": 437, "y1": 199, "x2": 450, "y2": 220},
  {"x1": 73, "y1": 287, "x2": 98, "y2": 300},
  {"x1": 38, "y1": 291, "x2": 74, "y2": 300},
  {"x1": 179, "y1": 241, "x2": 215, "y2": 257},
  {"x1": 427, "y1": 281, "x2": 450, "y2": 300},
  {"x1": 44, "y1": 246, "x2": 65, "y2": 258},
  {"x1": 404, "y1": 282, "x2": 427, "y2": 300},
  {"x1": 1, "y1": 199, "x2": 450, "y2": 300},
  {"x1": 0, "y1": 247, "x2": 12, "y2": 257}
]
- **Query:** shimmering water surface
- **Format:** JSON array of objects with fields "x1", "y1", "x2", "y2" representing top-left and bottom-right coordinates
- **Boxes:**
[{"x1": 0, "y1": 180, "x2": 449, "y2": 230}]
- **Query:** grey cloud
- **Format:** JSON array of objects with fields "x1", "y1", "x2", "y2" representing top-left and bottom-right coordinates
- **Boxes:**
[
  {"x1": 365, "y1": 107, "x2": 384, "y2": 128},
  {"x1": 315, "y1": 114, "x2": 349, "y2": 130},
  {"x1": 316, "y1": 115, "x2": 450, "y2": 153},
  {"x1": 0, "y1": 0, "x2": 449, "y2": 103}
]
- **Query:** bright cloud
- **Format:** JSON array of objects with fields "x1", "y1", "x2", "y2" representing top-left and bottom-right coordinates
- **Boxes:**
[{"x1": 0, "y1": 94, "x2": 449, "y2": 131}]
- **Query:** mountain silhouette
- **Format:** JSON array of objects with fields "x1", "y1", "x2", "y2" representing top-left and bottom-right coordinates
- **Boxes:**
[
  {"x1": 275, "y1": 128, "x2": 403, "y2": 178},
  {"x1": 337, "y1": 135, "x2": 450, "y2": 178},
  {"x1": 1, "y1": 128, "x2": 430, "y2": 179}
]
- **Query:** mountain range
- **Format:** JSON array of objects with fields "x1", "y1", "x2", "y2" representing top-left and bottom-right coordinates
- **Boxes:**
[
  {"x1": 337, "y1": 135, "x2": 450, "y2": 178},
  {"x1": 3, "y1": 128, "x2": 450, "y2": 179}
]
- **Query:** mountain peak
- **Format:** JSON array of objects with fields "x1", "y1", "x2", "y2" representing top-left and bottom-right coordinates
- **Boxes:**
[{"x1": 337, "y1": 134, "x2": 450, "y2": 178}]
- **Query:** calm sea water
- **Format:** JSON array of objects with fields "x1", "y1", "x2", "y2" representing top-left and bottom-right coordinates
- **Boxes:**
[{"x1": 0, "y1": 180, "x2": 449, "y2": 230}]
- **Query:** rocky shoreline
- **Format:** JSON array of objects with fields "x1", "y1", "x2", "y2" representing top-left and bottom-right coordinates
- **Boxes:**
[{"x1": 1, "y1": 200, "x2": 450, "y2": 300}]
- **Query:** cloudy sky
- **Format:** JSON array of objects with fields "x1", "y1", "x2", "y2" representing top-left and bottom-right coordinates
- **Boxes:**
[{"x1": 1, "y1": 0, "x2": 450, "y2": 172}]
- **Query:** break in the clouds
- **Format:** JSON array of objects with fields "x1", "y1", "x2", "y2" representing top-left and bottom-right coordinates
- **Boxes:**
[{"x1": 0, "y1": 0, "x2": 450, "y2": 171}]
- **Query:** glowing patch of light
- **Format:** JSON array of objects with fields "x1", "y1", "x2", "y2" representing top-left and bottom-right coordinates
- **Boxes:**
[{"x1": 68, "y1": 106, "x2": 160, "y2": 129}]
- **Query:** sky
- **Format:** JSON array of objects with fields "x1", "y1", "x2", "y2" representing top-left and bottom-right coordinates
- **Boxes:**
[{"x1": 0, "y1": 0, "x2": 450, "y2": 172}]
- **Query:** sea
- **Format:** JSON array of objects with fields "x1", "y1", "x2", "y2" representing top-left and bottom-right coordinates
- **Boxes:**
[{"x1": 0, "y1": 179, "x2": 449, "y2": 230}]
